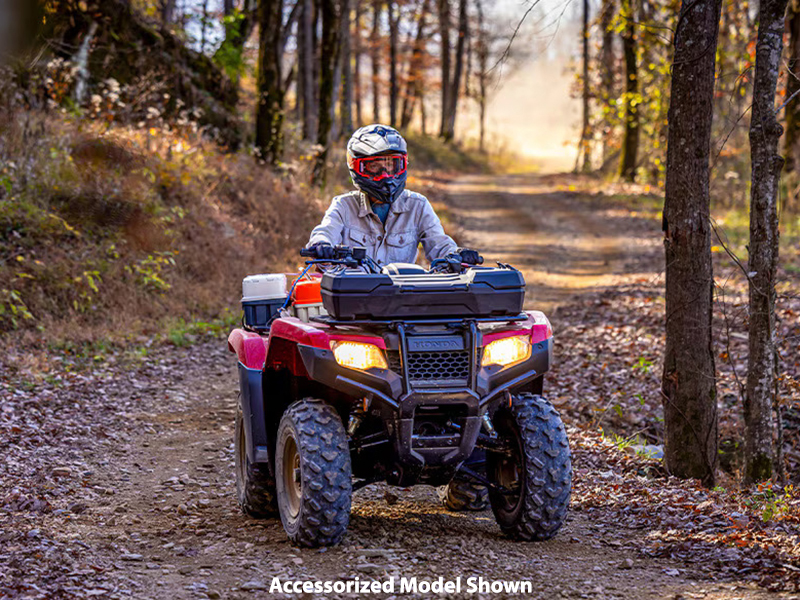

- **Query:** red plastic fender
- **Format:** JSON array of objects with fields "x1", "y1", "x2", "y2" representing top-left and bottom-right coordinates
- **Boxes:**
[{"x1": 227, "y1": 329, "x2": 269, "y2": 370}]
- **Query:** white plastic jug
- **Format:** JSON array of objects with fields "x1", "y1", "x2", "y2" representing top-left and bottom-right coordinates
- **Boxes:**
[{"x1": 241, "y1": 273, "x2": 287, "y2": 302}]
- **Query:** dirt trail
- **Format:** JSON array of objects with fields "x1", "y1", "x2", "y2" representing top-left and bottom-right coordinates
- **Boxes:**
[{"x1": 36, "y1": 174, "x2": 778, "y2": 600}]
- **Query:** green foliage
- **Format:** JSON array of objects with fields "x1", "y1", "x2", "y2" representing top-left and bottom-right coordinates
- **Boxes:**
[
  {"x1": 165, "y1": 309, "x2": 239, "y2": 346},
  {"x1": 0, "y1": 288, "x2": 34, "y2": 328},
  {"x1": 214, "y1": 11, "x2": 247, "y2": 82},
  {"x1": 744, "y1": 483, "x2": 797, "y2": 523},
  {"x1": 124, "y1": 251, "x2": 177, "y2": 292}
]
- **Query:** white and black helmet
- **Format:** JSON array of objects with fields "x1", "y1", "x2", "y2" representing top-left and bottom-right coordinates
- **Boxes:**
[{"x1": 346, "y1": 124, "x2": 408, "y2": 204}]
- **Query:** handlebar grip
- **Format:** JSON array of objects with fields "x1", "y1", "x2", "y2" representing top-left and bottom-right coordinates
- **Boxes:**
[
  {"x1": 477, "y1": 256, "x2": 484, "y2": 265},
  {"x1": 300, "y1": 248, "x2": 314, "y2": 257}
]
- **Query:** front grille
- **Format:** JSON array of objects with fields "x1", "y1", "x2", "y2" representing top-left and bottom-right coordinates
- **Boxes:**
[
  {"x1": 407, "y1": 350, "x2": 470, "y2": 381},
  {"x1": 387, "y1": 349, "x2": 472, "y2": 385}
]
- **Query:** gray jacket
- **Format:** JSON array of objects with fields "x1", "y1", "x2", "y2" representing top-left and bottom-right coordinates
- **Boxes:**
[{"x1": 308, "y1": 189, "x2": 458, "y2": 265}]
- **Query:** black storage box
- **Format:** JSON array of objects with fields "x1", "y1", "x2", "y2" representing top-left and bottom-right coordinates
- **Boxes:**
[
  {"x1": 320, "y1": 268, "x2": 525, "y2": 320},
  {"x1": 242, "y1": 297, "x2": 286, "y2": 330}
]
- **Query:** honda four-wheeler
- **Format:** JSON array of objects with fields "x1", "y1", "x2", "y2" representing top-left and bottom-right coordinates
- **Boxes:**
[{"x1": 227, "y1": 247, "x2": 572, "y2": 547}]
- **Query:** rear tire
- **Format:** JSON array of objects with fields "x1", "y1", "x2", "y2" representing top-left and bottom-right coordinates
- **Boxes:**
[
  {"x1": 487, "y1": 394, "x2": 571, "y2": 541},
  {"x1": 442, "y1": 474, "x2": 489, "y2": 511},
  {"x1": 235, "y1": 408, "x2": 278, "y2": 518},
  {"x1": 275, "y1": 398, "x2": 352, "y2": 547}
]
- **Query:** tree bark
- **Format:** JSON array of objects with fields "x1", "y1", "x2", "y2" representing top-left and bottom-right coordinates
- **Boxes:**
[
  {"x1": 578, "y1": 0, "x2": 592, "y2": 172},
  {"x1": 313, "y1": 0, "x2": 341, "y2": 184},
  {"x1": 475, "y1": 0, "x2": 488, "y2": 152},
  {"x1": 255, "y1": 0, "x2": 284, "y2": 165},
  {"x1": 600, "y1": 0, "x2": 615, "y2": 166},
  {"x1": 745, "y1": 0, "x2": 787, "y2": 484},
  {"x1": 785, "y1": 1, "x2": 800, "y2": 178},
  {"x1": 224, "y1": 0, "x2": 234, "y2": 16},
  {"x1": 301, "y1": 0, "x2": 316, "y2": 139},
  {"x1": 341, "y1": 0, "x2": 354, "y2": 137},
  {"x1": 438, "y1": 0, "x2": 451, "y2": 137},
  {"x1": 354, "y1": 0, "x2": 364, "y2": 126},
  {"x1": 619, "y1": 0, "x2": 639, "y2": 181},
  {"x1": 443, "y1": 0, "x2": 466, "y2": 141},
  {"x1": 371, "y1": 0, "x2": 383, "y2": 122},
  {"x1": 389, "y1": 0, "x2": 399, "y2": 127},
  {"x1": 161, "y1": 0, "x2": 176, "y2": 29},
  {"x1": 400, "y1": 0, "x2": 431, "y2": 129},
  {"x1": 661, "y1": 0, "x2": 722, "y2": 487},
  {"x1": 600, "y1": 0, "x2": 617, "y2": 166}
]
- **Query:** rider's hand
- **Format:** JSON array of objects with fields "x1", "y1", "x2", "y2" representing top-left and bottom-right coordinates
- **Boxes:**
[
  {"x1": 306, "y1": 242, "x2": 336, "y2": 260},
  {"x1": 457, "y1": 248, "x2": 483, "y2": 265}
]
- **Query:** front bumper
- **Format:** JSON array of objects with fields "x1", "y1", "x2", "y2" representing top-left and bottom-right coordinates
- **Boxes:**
[{"x1": 296, "y1": 338, "x2": 551, "y2": 471}]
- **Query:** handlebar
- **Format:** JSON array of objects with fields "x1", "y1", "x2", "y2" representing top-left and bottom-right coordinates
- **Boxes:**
[{"x1": 301, "y1": 246, "x2": 487, "y2": 274}]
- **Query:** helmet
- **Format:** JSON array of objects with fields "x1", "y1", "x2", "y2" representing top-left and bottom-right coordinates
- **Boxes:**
[{"x1": 346, "y1": 124, "x2": 408, "y2": 204}]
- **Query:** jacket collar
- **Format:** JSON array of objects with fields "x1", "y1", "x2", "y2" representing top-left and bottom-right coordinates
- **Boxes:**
[{"x1": 357, "y1": 190, "x2": 411, "y2": 218}]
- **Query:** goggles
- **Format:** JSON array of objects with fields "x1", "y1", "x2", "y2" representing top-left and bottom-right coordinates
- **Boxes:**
[{"x1": 349, "y1": 153, "x2": 408, "y2": 181}]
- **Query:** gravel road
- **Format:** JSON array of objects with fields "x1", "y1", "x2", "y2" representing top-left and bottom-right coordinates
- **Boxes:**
[{"x1": 1, "y1": 174, "x2": 782, "y2": 599}]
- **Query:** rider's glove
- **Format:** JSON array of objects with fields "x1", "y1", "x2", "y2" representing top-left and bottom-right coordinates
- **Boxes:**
[
  {"x1": 306, "y1": 242, "x2": 336, "y2": 259},
  {"x1": 457, "y1": 248, "x2": 483, "y2": 265}
]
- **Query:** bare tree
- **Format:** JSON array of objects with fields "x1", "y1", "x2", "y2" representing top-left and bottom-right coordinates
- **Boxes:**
[
  {"x1": 400, "y1": 0, "x2": 431, "y2": 129},
  {"x1": 438, "y1": 0, "x2": 451, "y2": 137},
  {"x1": 784, "y1": 1, "x2": 800, "y2": 182},
  {"x1": 744, "y1": 0, "x2": 788, "y2": 484},
  {"x1": 354, "y1": 0, "x2": 364, "y2": 125},
  {"x1": 389, "y1": 0, "x2": 399, "y2": 127},
  {"x1": 255, "y1": 0, "x2": 284, "y2": 164},
  {"x1": 577, "y1": 0, "x2": 591, "y2": 172},
  {"x1": 475, "y1": 0, "x2": 488, "y2": 152},
  {"x1": 372, "y1": 0, "x2": 383, "y2": 122},
  {"x1": 341, "y1": 0, "x2": 354, "y2": 137},
  {"x1": 619, "y1": 0, "x2": 639, "y2": 181},
  {"x1": 301, "y1": 0, "x2": 316, "y2": 139},
  {"x1": 600, "y1": 0, "x2": 616, "y2": 166},
  {"x1": 442, "y1": 0, "x2": 467, "y2": 141},
  {"x1": 313, "y1": 0, "x2": 341, "y2": 184},
  {"x1": 161, "y1": 0, "x2": 176, "y2": 30},
  {"x1": 661, "y1": 0, "x2": 722, "y2": 487}
]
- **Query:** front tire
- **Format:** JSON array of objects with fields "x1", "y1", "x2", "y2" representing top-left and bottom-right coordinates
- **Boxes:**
[
  {"x1": 487, "y1": 394, "x2": 571, "y2": 541},
  {"x1": 275, "y1": 398, "x2": 352, "y2": 547},
  {"x1": 235, "y1": 408, "x2": 278, "y2": 518}
]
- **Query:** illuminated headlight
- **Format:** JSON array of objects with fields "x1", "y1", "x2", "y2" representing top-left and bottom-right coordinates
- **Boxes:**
[
  {"x1": 331, "y1": 341, "x2": 388, "y2": 371},
  {"x1": 481, "y1": 335, "x2": 532, "y2": 368}
]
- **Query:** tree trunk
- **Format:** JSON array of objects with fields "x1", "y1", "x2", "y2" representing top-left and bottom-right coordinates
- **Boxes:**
[
  {"x1": 400, "y1": 0, "x2": 431, "y2": 129},
  {"x1": 600, "y1": 0, "x2": 615, "y2": 166},
  {"x1": 389, "y1": 0, "x2": 399, "y2": 127},
  {"x1": 785, "y1": 1, "x2": 800, "y2": 178},
  {"x1": 313, "y1": 0, "x2": 341, "y2": 184},
  {"x1": 745, "y1": 0, "x2": 787, "y2": 484},
  {"x1": 443, "y1": 0, "x2": 466, "y2": 141},
  {"x1": 577, "y1": 0, "x2": 592, "y2": 172},
  {"x1": 661, "y1": 0, "x2": 722, "y2": 487},
  {"x1": 476, "y1": 0, "x2": 487, "y2": 152},
  {"x1": 331, "y1": 0, "x2": 349, "y2": 140},
  {"x1": 354, "y1": 0, "x2": 363, "y2": 125},
  {"x1": 341, "y1": 0, "x2": 354, "y2": 137},
  {"x1": 255, "y1": 0, "x2": 284, "y2": 165},
  {"x1": 161, "y1": 0, "x2": 176, "y2": 30},
  {"x1": 438, "y1": 0, "x2": 451, "y2": 137},
  {"x1": 619, "y1": 0, "x2": 639, "y2": 181},
  {"x1": 224, "y1": 0, "x2": 234, "y2": 16},
  {"x1": 371, "y1": 0, "x2": 382, "y2": 122},
  {"x1": 301, "y1": 0, "x2": 316, "y2": 139}
]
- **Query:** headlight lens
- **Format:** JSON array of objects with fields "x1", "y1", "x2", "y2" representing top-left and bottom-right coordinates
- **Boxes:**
[
  {"x1": 331, "y1": 341, "x2": 388, "y2": 371},
  {"x1": 481, "y1": 335, "x2": 531, "y2": 368}
]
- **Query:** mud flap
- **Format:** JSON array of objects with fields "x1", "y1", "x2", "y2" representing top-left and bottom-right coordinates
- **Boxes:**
[{"x1": 238, "y1": 363, "x2": 272, "y2": 470}]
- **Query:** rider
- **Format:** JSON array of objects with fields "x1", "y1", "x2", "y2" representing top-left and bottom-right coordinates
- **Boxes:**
[{"x1": 305, "y1": 124, "x2": 482, "y2": 266}]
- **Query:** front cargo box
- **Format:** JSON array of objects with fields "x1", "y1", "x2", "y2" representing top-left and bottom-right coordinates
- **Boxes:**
[{"x1": 320, "y1": 267, "x2": 525, "y2": 320}]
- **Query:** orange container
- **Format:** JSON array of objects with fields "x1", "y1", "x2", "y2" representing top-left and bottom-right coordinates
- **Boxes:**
[{"x1": 292, "y1": 278, "x2": 323, "y2": 305}]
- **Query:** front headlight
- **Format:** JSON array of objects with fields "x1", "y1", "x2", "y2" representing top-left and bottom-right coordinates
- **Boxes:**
[
  {"x1": 331, "y1": 341, "x2": 388, "y2": 371},
  {"x1": 481, "y1": 335, "x2": 531, "y2": 368}
]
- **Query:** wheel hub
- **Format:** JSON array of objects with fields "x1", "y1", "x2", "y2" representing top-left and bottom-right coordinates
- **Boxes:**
[{"x1": 282, "y1": 435, "x2": 302, "y2": 519}]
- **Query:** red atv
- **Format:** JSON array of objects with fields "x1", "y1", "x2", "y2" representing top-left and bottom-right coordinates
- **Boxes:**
[{"x1": 227, "y1": 246, "x2": 571, "y2": 547}]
